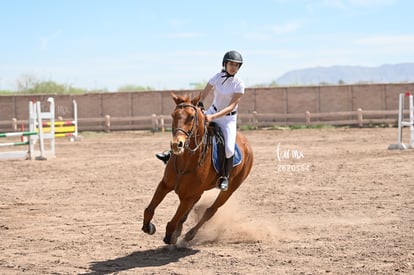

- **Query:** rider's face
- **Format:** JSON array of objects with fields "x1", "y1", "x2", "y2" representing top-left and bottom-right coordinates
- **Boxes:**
[{"x1": 225, "y1": 61, "x2": 240, "y2": 75}]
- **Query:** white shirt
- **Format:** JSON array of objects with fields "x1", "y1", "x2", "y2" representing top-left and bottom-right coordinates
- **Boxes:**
[{"x1": 208, "y1": 72, "x2": 245, "y2": 112}]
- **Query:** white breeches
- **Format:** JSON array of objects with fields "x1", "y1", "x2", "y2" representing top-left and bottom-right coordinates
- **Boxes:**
[{"x1": 206, "y1": 107, "x2": 237, "y2": 158}]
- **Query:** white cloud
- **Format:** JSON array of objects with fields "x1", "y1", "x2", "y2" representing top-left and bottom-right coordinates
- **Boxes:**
[
  {"x1": 270, "y1": 21, "x2": 302, "y2": 35},
  {"x1": 248, "y1": 49, "x2": 304, "y2": 59},
  {"x1": 169, "y1": 18, "x2": 185, "y2": 28},
  {"x1": 242, "y1": 20, "x2": 303, "y2": 41},
  {"x1": 354, "y1": 34, "x2": 414, "y2": 45},
  {"x1": 320, "y1": 0, "x2": 395, "y2": 9},
  {"x1": 40, "y1": 29, "x2": 62, "y2": 50},
  {"x1": 348, "y1": 0, "x2": 395, "y2": 6},
  {"x1": 164, "y1": 32, "x2": 201, "y2": 39},
  {"x1": 243, "y1": 32, "x2": 272, "y2": 41}
]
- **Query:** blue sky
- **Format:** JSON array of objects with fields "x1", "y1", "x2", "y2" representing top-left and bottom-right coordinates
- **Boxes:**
[{"x1": 1, "y1": 0, "x2": 413, "y2": 91}]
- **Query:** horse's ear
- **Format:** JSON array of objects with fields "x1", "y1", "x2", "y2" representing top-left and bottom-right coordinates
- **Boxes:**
[
  {"x1": 191, "y1": 93, "x2": 201, "y2": 106},
  {"x1": 171, "y1": 92, "x2": 182, "y2": 105}
]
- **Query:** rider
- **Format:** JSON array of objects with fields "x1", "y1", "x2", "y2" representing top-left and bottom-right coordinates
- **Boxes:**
[{"x1": 156, "y1": 50, "x2": 245, "y2": 191}]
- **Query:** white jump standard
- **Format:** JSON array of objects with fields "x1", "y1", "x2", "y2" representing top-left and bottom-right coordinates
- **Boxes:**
[
  {"x1": 388, "y1": 92, "x2": 414, "y2": 150},
  {"x1": 0, "y1": 97, "x2": 55, "y2": 160}
]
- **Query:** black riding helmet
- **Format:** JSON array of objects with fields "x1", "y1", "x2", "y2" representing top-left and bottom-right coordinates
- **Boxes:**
[{"x1": 222, "y1": 50, "x2": 243, "y2": 69}]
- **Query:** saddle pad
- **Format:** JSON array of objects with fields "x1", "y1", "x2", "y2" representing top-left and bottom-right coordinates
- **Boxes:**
[{"x1": 212, "y1": 136, "x2": 243, "y2": 173}]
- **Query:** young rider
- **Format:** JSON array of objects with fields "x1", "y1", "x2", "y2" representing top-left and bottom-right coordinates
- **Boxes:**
[{"x1": 156, "y1": 50, "x2": 245, "y2": 191}]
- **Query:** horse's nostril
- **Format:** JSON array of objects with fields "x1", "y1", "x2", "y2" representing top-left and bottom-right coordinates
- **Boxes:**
[{"x1": 178, "y1": 141, "x2": 184, "y2": 148}]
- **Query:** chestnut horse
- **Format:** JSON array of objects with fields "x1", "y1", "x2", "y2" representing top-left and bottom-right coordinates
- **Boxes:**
[{"x1": 142, "y1": 92, "x2": 253, "y2": 245}]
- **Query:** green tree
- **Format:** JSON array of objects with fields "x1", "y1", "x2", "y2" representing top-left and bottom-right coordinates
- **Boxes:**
[
  {"x1": 250, "y1": 80, "x2": 278, "y2": 88},
  {"x1": 0, "y1": 90, "x2": 13, "y2": 95},
  {"x1": 17, "y1": 74, "x2": 37, "y2": 91},
  {"x1": 29, "y1": 81, "x2": 66, "y2": 94},
  {"x1": 189, "y1": 81, "x2": 207, "y2": 90},
  {"x1": 117, "y1": 84, "x2": 153, "y2": 92},
  {"x1": 17, "y1": 77, "x2": 88, "y2": 94},
  {"x1": 269, "y1": 80, "x2": 279, "y2": 87}
]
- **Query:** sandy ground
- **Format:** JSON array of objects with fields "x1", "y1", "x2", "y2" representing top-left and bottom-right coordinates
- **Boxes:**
[{"x1": 0, "y1": 128, "x2": 413, "y2": 274}]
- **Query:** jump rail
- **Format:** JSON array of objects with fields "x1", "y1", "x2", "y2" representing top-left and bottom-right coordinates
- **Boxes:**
[{"x1": 38, "y1": 99, "x2": 79, "y2": 141}]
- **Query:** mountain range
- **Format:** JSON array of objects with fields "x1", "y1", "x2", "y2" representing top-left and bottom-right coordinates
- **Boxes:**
[{"x1": 275, "y1": 63, "x2": 414, "y2": 85}]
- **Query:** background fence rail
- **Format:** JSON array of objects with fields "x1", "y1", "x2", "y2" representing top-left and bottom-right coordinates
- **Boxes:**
[
  {"x1": 2, "y1": 83, "x2": 413, "y2": 132},
  {"x1": 0, "y1": 109, "x2": 404, "y2": 133}
]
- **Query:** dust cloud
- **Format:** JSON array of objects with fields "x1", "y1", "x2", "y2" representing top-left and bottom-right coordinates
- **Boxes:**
[{"x1": 182, "y1": 190, "x2": 282, "y2": 246}]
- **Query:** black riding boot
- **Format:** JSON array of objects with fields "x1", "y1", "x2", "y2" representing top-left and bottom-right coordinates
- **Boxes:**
[
  {"x1": 155, "y1": 150, "x2": 171, "y2": 164},
  {"x1": 218, "y1": 156, "x2": 234, "y2": 191}
]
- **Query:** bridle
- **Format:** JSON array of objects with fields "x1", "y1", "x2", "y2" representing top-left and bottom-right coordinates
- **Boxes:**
[
  {"x1": 171, "y1": 102, "x2": 210, "y2": 189},
  {"x1": 172, "y1": 103, "x2": 207, "y2": 154}
]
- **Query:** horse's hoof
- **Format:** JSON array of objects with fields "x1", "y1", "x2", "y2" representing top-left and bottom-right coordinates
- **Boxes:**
[
  {"x1": 142, "y1": 223, "x2": 156, "y2": 235},
  {"x1": 163, "y1": 234, "x2": 172, "y2": 244},
  {"x1": 163, "y1": 236, "x2": 170, "y2": 244},
  {"x1": 164, "y1": 232, "x2": 178, "y2": 245},
  {"x1": 184, "y1": 228, "x2": 196, "y2": 242}
]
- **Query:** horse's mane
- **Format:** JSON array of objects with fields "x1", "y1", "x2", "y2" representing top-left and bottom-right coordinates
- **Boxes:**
[{"x1": 181, "y1": 95, "x2": 191, "y2": 102}]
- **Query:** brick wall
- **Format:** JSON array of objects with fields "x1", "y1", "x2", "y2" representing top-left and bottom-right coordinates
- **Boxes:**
[{"x1": 0, "y1": 83, "x2": 413, "y2": 131}]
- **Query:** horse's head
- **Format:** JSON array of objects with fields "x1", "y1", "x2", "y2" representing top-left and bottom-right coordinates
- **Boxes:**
[{"x1": 170, "y1": 92, "x2": 203, "y2": 155}]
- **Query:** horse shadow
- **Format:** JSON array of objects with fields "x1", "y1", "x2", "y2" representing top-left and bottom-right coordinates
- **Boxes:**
[{"x1": 81, "y1": 246, "x2": 200, "y2": 275}]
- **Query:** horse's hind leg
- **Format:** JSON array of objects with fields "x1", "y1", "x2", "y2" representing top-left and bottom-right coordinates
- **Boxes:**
[
  {"x1": 184, "y1": 191, "x2": 233, "y2": 242},
  {"x1": 142, "y1": 180, "x2": 171, "y2": 235}
]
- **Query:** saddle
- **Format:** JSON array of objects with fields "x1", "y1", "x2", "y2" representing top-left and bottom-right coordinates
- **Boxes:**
[{"x1": 207, "y1": 122, "x2": 242, "y2": 173}]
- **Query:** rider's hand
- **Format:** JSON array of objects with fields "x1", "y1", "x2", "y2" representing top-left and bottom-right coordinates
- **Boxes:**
[{"x1": 205, "y1": 114, "x2": 214, "y2": 123}]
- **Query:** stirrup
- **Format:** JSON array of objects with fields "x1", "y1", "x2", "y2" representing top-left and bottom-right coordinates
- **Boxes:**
[{"x1": 217, "y1": 176, "x2": 229, "y2": 191}]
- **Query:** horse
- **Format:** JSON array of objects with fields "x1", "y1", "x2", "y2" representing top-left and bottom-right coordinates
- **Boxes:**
[{"x1": 142, "y1": 92, "x2": 254, "y2": 245}]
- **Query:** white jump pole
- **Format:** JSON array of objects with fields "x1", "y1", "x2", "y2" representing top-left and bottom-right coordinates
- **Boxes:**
[
  {"x1": 48, "y1": 97, "x2": 56, "y2": 155},
  {"x1": 29, "y1": 101, "x2": 35, "y2": 159},
  {"x1": 407, "y1": 92, "x2": 414, "y2": 147},
  {"x1": 389, "y1": 91, "x2": 414, "y2": 150},
  {"x1": 28, "y1": 97, "x2": 56, "y2": 159},
  {"x1": 73, "y1": 99, "x2": 79, "y2": 140}
]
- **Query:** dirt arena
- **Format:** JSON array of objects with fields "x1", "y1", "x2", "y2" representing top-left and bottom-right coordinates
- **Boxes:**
[{"x1": 0, "y1": 128, "x2": 413, "y2": 274}]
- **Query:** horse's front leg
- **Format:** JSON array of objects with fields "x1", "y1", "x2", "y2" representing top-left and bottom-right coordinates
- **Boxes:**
[
  {"x1": 142, "y1": 180, "x2": 172, "y2": 235},
  {"x1": 164, "y1": 196, "x2": 200, "y2": 244}
]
